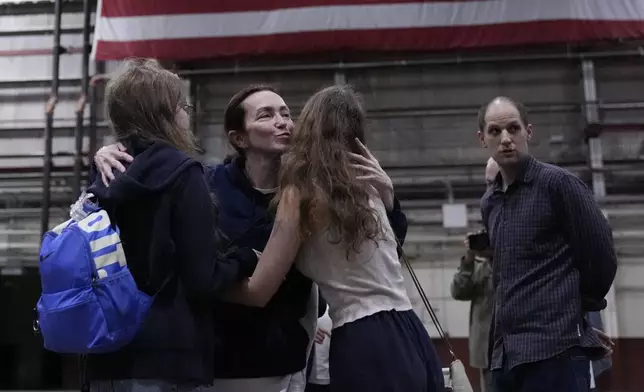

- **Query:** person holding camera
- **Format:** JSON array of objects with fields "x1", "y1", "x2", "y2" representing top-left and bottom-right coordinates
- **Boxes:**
[{"x1": 450, "y1": 158, "x2": 498, "y2": 392}]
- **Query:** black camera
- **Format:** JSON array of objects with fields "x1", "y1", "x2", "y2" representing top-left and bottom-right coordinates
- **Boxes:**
[{"x1": 468, "y1": 232, "x2": 490, "y2": 252}]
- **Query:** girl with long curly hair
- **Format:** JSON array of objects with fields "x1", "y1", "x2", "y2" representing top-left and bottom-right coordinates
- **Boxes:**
[{"x1": 228, "y1": 85, "x2": 444, "y2": 392}]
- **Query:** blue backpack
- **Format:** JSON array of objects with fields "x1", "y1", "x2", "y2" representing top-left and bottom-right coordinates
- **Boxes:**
[{"x1": 35, "y1": 192, "x2": 152, "y2": 354}]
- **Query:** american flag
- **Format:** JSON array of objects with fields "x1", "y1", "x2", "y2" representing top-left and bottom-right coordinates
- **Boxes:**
[{"x1": 92, "y1": 0, "x2": 644, "y2": 61}]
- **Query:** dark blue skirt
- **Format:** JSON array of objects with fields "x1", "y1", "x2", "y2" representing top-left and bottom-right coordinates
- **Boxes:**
[{"x1": 329, "y1": 309, "x2": 444, "y2": 392}]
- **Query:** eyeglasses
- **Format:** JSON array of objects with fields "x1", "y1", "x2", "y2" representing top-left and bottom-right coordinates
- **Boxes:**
[{"x1": 181, "y1": 103, "x2": 195, "y2": 115}]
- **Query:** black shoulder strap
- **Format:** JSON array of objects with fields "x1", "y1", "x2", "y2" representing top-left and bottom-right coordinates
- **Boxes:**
[{"x1": 395, "y1": 237, "x2": 458, "y2": 363}]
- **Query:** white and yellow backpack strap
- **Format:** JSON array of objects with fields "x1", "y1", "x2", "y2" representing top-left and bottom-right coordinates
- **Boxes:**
[{"x1": 76, "y1": 210, "x2": 127, "y2": 279}]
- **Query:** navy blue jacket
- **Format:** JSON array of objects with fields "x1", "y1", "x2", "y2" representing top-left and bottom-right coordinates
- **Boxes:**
[
  {"x1": 207, "y1": 157, "x2": 408, "y2": 378},
  {"x1": 85, "y1": 140, "x2": 257, "y2": 384}
]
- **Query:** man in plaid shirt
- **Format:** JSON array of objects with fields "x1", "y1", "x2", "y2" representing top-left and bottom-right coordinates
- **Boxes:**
[{"x1": 478, "y1": 97, "x2": 617, "y2": 392}]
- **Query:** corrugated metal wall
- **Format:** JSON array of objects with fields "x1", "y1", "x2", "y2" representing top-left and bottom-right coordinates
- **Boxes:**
[
  {"x1": 194, "y1": 57, "x2": 644, "y2": 167},
  {"x1": 351, "y1": 61, "x2": 584, "y2": 166}
]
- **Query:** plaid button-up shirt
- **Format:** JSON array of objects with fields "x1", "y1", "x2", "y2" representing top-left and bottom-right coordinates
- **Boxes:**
[{"x1": 481, "y1": 155, "x2": 617, "y2": 370}]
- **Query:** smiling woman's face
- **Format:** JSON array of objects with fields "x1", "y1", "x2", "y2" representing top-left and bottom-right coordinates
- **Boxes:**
[{"x1": 233, "y1": 90, "x2": 294, "y2": 157}]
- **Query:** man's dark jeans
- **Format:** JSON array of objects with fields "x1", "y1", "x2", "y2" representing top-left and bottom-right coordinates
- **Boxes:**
[{"x1": 492, "y1": 347, "x2": 590, "y2": 392}]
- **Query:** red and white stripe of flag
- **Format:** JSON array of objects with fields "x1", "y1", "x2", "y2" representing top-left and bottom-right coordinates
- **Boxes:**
[{"x1": 92, "y1": 0, "x2": 644, "y2": 61}]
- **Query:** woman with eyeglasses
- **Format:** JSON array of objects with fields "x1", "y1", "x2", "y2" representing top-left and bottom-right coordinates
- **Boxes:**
[{"x1": 83, "y1": 59, "x2": 257, "y2": 392}]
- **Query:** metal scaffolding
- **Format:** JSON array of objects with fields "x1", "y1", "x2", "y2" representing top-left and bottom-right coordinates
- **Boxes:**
[{"x1": 40, "y1": 0, "x2": 63, "y2": 237}]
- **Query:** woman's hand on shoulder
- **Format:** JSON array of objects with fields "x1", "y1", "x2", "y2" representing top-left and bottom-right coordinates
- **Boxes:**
[
  {"x1": 348, "y1": 138, "x2": 394, "y2": 210},
  {"x1": 95, "y1": 143, "x2": 134, "y2": 186}
]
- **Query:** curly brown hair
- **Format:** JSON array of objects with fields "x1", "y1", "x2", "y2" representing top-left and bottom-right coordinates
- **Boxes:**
[{"x1": 277, "y1": 85, "x2": 382, "y2": 257}]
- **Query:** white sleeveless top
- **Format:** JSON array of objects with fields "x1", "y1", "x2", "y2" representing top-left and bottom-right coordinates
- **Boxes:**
[{"x1": 296, "y1": 192, "x2": 412, "y2": 329}]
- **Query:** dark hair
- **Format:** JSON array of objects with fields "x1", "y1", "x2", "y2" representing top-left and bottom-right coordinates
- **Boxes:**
[
  {"x1": 222, "y1": 84, "x2": 277, "y2": 161},
  {"x1": 278, "y1": 84, "x2": 382, "y2": 258},
  {"x1": 477, "y1": 96, "x2": 529, "y2": 131},
  {"x1": 104, "y1": 58, "x2": 196, "y2": 154}
]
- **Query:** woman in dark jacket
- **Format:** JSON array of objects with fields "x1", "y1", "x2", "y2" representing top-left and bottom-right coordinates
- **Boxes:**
[{"x1": 85, "y1": 59, "x2": 257, "y2": 392}]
